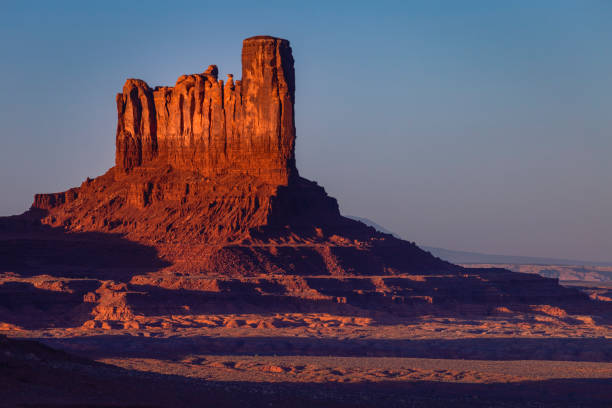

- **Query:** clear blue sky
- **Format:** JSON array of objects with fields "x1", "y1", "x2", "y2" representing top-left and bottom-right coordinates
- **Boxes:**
[{"x1": 1, "y1": 1, "x2": 610, "y2": 262}]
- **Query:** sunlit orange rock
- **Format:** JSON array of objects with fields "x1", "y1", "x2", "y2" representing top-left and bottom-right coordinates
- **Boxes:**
[
  {"x1": 115, "y1": 36, "x2": 296, "y2": 186},
  {"x1": 0, "y1": 37, "x2": 597, "y2": 333},
  {"x1": 25, "y1": 36, "x2": 458, "y2": 276}
]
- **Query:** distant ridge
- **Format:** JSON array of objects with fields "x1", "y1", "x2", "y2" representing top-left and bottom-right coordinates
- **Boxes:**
[
  {"x1": 421, "y1": 246, "x2": 612, "y2": 267},
  {"x1": 346, "y1": 216, "x2": 400, "y2": 237},
  {"x1": 347, "y1": 216, "x2": 612, "y2": 267}
]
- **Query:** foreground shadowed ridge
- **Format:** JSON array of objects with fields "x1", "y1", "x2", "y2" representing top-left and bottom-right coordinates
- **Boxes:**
[
  {"x1": 2, "y1": 335, "x2": 612, "y2": 408},
  {"x1": 0, "y1": 209, "x2": 171, "y2": 279},
  {"x1": 36, "y1": 334, "x2": 612, "y2": 362}
]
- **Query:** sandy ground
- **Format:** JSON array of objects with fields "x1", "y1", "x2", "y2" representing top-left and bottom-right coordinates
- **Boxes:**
[
  {"x1": 2, "y1": 274, "x2": 612, "y2": 406},
  {"x1": 100, "y1": 355, "x2": 612, "y2": 384},
  {"x1": 3, "y1": 311, "x2": 612, "y2": 407}
]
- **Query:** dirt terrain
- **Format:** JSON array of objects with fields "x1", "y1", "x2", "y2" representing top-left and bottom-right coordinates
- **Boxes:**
[
  {"x1": 3, "y1": 229, "x2": 610, "y2": 406},
  {"x1": 3, "y1": 317, "x2": 612, "y2": 407}
]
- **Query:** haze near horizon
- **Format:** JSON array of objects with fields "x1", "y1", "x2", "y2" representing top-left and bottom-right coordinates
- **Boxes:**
[{"x1": 1, "y1": 0, "x2": 610, "y2": 262}]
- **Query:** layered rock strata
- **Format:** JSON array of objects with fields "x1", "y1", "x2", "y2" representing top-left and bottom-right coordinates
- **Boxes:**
[
  {"x1": 115, "y1": 36, "x2": 296, "y2": 186},
  {"x1": 0, "y1": 36, "x2": 600, "y2": 333},
  {"x1": 26, "y1": 36, "x2": 455, "y2": 276}
]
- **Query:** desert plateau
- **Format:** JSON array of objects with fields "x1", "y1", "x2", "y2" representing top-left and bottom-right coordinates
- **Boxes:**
[{"x1": 1, "y1": 27, "x2": 611, "y2": 408}]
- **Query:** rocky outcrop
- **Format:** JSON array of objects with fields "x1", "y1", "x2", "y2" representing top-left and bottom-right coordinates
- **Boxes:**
[
  {"x1": 1, "y1": 36, "x2": 604, "y2": 337},
  {"x1": 24, "y1": 36, "x2": 455, "y2": 276},
  {"x1": 115, "y1": 36, "x2": 296, "y2": 186},
  {"x1": 33, "y1": 188, "x2": 78, "y2": 210},
  {"x1": 23, "y1": 36, "x2": 458, "y2": 276}
]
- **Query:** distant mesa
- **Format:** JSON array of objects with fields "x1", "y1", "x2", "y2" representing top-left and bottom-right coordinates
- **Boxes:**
[{"x1": 348, "y1": 216, "x2": 612, "y2": 268}]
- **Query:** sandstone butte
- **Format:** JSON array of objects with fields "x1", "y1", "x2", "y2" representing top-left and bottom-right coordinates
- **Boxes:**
[
  {"x1": 0, "y1": 36, "x2": 593, "y2": 319},
  {"x1": 27, "y1": 35, "x2": 453, "y2": 276}
]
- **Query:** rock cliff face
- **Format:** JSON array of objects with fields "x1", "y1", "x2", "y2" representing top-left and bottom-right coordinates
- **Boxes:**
[
  {"x1": 0, "y1": 36, "x2": 598, "y2": 334},
  {"x1": 115, "y1": 36, "x2": 296, "y2": 186},
  {"x1": 26, "y1": 35, "x2": 454, "y2": 276}
]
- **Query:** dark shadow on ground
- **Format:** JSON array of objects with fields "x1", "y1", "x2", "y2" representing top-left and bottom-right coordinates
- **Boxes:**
[
  {"x1": 0, "y1": 282, "x2": 96, "y2": 329},
  {"x1": 36, "y1": 335, "x2": 612, "y2": 362},
  {"x1": 2, "y1": 336, "x2": 611, "y2": 408},
  {"x1": 0, "y1": 209, "x2": 171, "y2": 281},
  {"x1": 117, "y1": 281, "x2": 609, "y2": 322},
  {"x1": 8, "y1": 379, "x2": 612, "y2": 408}
]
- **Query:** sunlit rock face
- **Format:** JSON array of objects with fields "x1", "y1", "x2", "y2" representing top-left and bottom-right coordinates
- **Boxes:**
[
  {"x1": 26, "y1": 36, "x2": 459, "y2": 276},
  {"x1": 2, "y1": 36, "x2": 596, "y2": 332},
  {"x1": 115, "y1": 36, "x2": 297, "y2": 186}
]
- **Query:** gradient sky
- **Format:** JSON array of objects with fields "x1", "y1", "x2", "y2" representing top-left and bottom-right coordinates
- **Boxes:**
[{"x1": 1, "y1": 1, "x2": 610, "y2": 262}]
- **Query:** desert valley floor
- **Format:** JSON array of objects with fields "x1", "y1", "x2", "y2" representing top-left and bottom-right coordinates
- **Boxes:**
[{"x1": 2, "y1": 265, "x2": 612, "y2": 407}]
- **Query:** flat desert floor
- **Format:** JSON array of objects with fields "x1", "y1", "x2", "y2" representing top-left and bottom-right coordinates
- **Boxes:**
[{"x1": 4, "y1": 310, "x2": 612, "y2": 407}]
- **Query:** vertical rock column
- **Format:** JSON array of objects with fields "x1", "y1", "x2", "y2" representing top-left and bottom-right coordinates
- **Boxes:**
[
  {"x1": 115, "y1": 79, "x2": 157, "y2": 171},
  {"x1": 240, "y1": 36, "x2": 297, "y2": 185}
]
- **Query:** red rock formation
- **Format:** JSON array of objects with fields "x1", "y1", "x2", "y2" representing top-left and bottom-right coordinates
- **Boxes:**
[
  {"x1": 33, "y1": 188, "x2": 79, "y2": 210},
  {"x1": 0, "y1": 36, "x2": 603, "y2": 351},
  {"x1": 115, "y1": 36, "x2": 296, "y2": 186},
  {"x1": 24, "y1": 36, "x2": 456, "y2": 276}
]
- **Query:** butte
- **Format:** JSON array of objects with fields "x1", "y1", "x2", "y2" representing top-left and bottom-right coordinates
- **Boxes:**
[{"x1": 0, "y1": 36, "x2": 592, "y2": 324}]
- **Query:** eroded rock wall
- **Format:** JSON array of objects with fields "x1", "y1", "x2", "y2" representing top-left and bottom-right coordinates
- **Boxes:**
[{"x1": 115, "y1": 36, "x2": 296, "y2": 186}]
